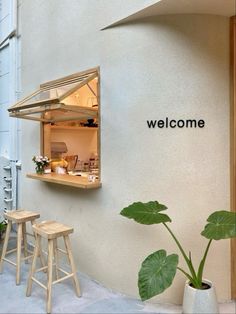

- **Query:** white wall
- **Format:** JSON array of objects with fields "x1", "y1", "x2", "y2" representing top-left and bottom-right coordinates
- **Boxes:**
[
  {"x1": 0, "y1": 0, "x2": 22, "y2": 214},
  {"x1": 20, "y1": 0, "x2": 230, "y2": 304},
  {"x1": 0, "y1": 0, "x2": 11, "y2": 158},
  {"x1": 0, "y1": 0, "x2": 21, "y2": 159}
]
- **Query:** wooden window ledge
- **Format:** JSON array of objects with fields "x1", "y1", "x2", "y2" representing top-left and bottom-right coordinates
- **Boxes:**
[{"x1": 26, "y1": 173, "x2": 102, "y2": 189}]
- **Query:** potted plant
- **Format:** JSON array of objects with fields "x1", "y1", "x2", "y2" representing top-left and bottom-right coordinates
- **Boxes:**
[
  {"x1": 0, "y1": 220, "x2": 7, "y2": 242},
  {"x1": 32, "y1": 155, "x2": 51, "y2": 174},
  {"x1": 120, "y1": 201, "x2": 236, "y2": 314}
]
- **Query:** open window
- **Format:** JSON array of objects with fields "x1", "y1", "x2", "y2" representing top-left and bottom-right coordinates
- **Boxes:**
[{"x1": 8, "y1": 67, "x2": 101, "y2": 189}]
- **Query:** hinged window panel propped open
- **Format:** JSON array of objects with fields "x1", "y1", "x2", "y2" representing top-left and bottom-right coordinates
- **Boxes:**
[
  {"x1": 8, "y1": 68, "x2": 99, "y2": 123},
  {"x1": 9, "y1": 67, "x2": 101, "y2": 189}
]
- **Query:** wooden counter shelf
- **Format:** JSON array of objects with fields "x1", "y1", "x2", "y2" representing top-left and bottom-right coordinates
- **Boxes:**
[{"x1": 27, "y1": 173, "x2": 102, "y2": 189}]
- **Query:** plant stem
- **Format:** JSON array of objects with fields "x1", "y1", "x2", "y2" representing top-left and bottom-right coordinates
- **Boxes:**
[
  {"x1": 177, "y1": 267, "x2": 193, "y2": 282},
  {"x1": 197, "y1": 239, "x2": 212, "y2": 286},
  {"x1": 163, "y1": 222, "x2": 198, "y2": 285}
]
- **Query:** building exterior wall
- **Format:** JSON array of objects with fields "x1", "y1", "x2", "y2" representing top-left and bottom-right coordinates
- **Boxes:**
[
  {"x1": 0, "y1": 0, "x2": 22, "y2": 217},
  {"x1": 0, "y1": 0, "x2": 21, "y2": 159},
  {"x1": 20, "y1": 0, "x2": 230, "y2": 304},
  {"x1": 0, "y1": 0, "x2": 12, "y2": 158}
]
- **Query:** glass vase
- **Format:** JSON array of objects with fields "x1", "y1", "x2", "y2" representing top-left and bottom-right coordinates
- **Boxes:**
[{"x1": 36, "y1": 166, "x2": 44, "y2": 175}]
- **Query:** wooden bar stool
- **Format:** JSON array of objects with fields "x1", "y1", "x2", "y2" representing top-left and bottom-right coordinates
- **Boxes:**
[
  {"x1": 0, "y1": 210, "x2": 43, "y2": 285},
  {"x1": 26, "y1": 220, "x2": 81, "y2": 314}
]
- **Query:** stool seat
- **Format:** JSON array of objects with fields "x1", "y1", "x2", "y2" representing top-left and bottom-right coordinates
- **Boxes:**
[
  {"x1": 4, "y1": 210, "x2": 40, "y2": 223},
  {"x1": 33, "y1": 221, "x2": 73, "y2": 239}
]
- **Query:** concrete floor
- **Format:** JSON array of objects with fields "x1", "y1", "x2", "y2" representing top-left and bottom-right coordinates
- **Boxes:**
[
  {"x1": 0, "y1": 262, "x2": 235, "y2": 314},
  {"x1": 0, "y1": 238, "x2": 235, "y2": 313}
]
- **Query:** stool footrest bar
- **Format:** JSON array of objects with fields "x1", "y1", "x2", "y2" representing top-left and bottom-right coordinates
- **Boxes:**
[
  {"x1": 52, "y1": 273, "x2": 73, "y2": 285},
  {"x1": 3, "y1": 258, "x2": 16, "y2": 266},
  {"x1": 21, "y1": 255, "x2": 33, "y2": 261},
  {"x1": 6, "y1": 248, "x2": 17, "y2": 255},
  {"x1": 57, "y1": 267, "x2": 70, "y2": 276},
  {"x1": 57, "y1": 248, "x2": 68, "y2": 255},
  {"x1": 34, "y1": 264, "x2": 56, "y2": 273},
  {"x1": 32, "y1": 277, "x2": 47, "y2": 290},
  {"x1": 6, "y1": 247, "x2": 34, "y2": 256},
  {"x1": 35, "y1": 266, "x2": 48, "y2": 273}
]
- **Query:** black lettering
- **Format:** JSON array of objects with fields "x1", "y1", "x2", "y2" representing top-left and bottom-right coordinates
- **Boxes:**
[
  {"x1": 147, "y1": 118, "x2": 205, "y2": 129},
  {"x1": 177, "y1": 120, "x2": 185, "y2": 128},
  {"x1": 186, "y1": 120, "x2": 197, "y2": 128},
  {"x1": 147, "y1": 120, "x2": 157, "y2": 128},
  {"x1": 198, "y1": 120, "x2": 205, "y2": 128},
  {"x1": 170, "y1": 120, "x2": 176, "y2": 128},
  {"x1": 157, "y1": 120, "x2": 164, "y2": 128}
]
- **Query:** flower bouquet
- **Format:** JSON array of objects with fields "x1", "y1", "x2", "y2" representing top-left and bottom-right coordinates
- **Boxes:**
[{"x1": 32, "y1": 155, "x2": 51, "y2": 174}]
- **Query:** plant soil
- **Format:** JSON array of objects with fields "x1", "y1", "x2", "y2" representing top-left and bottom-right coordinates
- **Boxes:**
[{"x1": 190, "y1": 282, "x2": 211, "y2": 290}]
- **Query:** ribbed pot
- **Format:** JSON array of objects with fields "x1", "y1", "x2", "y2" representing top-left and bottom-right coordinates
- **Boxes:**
[{"x1": 182, "y1": 279, "x2": 219, "y2": 314}]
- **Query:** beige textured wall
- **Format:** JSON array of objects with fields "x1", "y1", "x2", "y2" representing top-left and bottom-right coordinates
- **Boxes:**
[{"x1": 20, "y1": 0, "x2": 230, "y2": 304}]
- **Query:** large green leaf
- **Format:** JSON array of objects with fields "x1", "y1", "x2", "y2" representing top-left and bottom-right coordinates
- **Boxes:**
[
  {"x1": 201, "y1": 211, "x2": 236, "y2": 240},
  {"x1": 138, "y1": 250, "x2": 178, "y2": 301},
  {"x1": 120, "y1": 201, "x2": 171, "y2": 225}
]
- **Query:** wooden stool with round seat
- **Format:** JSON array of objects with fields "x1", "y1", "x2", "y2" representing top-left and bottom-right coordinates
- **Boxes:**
[
  {"x1": 26, "y1": 220, "x2": 81, "y2": 314},
  {"x1": 0, "y1": 210, "x2": 44, "y2": 285}
]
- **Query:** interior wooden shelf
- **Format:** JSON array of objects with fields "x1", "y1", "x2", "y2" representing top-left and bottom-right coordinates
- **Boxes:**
[
  {"x1": 51, "y1": 126, "x2": 98, "y2": 130},
  {"x1": 27, "y1": 173, "x2": 102, "y2": 189}
]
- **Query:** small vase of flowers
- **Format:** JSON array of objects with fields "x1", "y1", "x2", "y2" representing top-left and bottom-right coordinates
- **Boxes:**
[{"x1": 32, "y1": 155, "x2": 50, "y2": 174}]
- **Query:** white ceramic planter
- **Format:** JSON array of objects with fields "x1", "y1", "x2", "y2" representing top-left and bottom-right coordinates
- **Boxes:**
[{"x1": 182, "y1": 279, "x2": 219, "y2": 314}]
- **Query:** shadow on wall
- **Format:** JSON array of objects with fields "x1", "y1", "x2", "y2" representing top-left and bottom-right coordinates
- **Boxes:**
[
  {"x1": 104, "y1": 14, "x2": 228, "y2": 65},
  {"x1": 45, "y1": 182, "x2": 102, "y2": 201}
]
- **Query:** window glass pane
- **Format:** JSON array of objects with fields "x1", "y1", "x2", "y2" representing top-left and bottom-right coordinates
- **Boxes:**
[
  {"x1": 17, "y1": 81, "x2": 82, "y2": 108},
  {"x1": 63, "y1": 78, "x2": 98, "y2": 107}
]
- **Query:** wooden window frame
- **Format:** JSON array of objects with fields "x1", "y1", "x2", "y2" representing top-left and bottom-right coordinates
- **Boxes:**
[
  {"x1": 8, "y1": 68, "x2": 98, "y2": 123},
  {"x1": 39, "y1": 67, "x2": 101, "y2": 189},
  {"x1": 9, "y1": 66, "x2": 101, "y2": 189},
  {"x1": 230, "y1": 16, "x2": 236, "y2": 300}
]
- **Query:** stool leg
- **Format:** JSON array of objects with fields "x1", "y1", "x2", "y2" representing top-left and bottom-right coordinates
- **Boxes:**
[
  {"x1": 0, "y1": 220, "x2": 12, "y2": 273},
  {"x1": 38, "y1": 237, "x2": 46, "y2": 271},
  {"x1": 22, "y1": 223, "x2": 28, "y2": 264},
  {"x1": 31, "y1": 220, "x2": 46, "y2": 271},
  {"x1": 64, "y1": 235, "x2": 81, "y2": 297},
  {"x1": 47, "y1": 239, "x2": 54, "y2": 314},
  {"x1": 16, "y1": 223, "x2": 23, "y2": 285},
  {"x1": 53, "y1": 239, "x2": 59, "y2": 280},
  {"x1": 26, "y1": 234, "x2": 40, "y2": 297}
]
